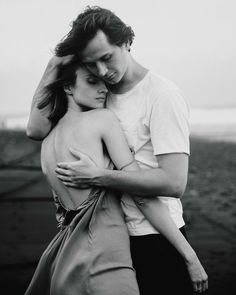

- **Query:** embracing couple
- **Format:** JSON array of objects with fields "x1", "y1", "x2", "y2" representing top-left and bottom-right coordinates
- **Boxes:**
[{"x1": 25, "y1": 6, "x2": 208, "y2": 295}]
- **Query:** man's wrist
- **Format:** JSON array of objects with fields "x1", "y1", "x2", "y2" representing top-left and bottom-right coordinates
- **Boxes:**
[{"x1": 91, "y1": 168, "x2": 116, "y2": 188}]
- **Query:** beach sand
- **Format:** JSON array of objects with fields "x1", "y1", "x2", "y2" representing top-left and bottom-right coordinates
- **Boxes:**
[{"x1": 0, "y1": 129, "x2": 236, "y2": 294}]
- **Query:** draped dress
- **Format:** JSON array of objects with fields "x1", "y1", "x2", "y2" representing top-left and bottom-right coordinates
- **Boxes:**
[{"x1": 24, "y1": 124, "x2": 140, "y2": 295}]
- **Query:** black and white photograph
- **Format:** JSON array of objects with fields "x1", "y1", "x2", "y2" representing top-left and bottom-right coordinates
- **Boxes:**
[{"x1": 0, "y1": 1, "x2": 235, "y2": 294}]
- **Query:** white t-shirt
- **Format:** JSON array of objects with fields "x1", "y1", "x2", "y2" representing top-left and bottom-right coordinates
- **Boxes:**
[{"x1": 106, "y1": 71, "x2": 190, "y2": 236}]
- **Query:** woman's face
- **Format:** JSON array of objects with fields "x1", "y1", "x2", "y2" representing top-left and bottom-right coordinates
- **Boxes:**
[{"x1": 70, "y1": 67, "x2": 108, "y2": 110}]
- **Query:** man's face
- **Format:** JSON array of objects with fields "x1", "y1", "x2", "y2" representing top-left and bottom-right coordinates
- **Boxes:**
[{"x1": 80, "y1": 30, "x2": 129, "y2": 85}]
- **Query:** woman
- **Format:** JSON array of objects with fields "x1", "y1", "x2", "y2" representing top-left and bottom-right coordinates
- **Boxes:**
[{"x1": 25, "y1": 58, "x2": 207, "y2": 295}]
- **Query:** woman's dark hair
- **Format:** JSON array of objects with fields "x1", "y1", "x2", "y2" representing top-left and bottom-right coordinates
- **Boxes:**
[
  {"x1": 38, "y1": 59, "x2": 83, "y2": 125},
  {"x1": 55, "y1": 6, "x2": 135, "y2": 57}
]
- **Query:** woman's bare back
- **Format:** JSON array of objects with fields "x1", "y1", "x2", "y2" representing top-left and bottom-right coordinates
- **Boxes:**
[{"x1": 41, "y1": 110, "x2": 110, "y2": 210}]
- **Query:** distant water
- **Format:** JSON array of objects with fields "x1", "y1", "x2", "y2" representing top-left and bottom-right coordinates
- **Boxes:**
[
  {"x1": 190, "y1": 108, "x2": 236, "y2": 125},
  {"x1": 190, "y1": 108, "x2": 236, "y2": 142},
  {"x1": 0, "y1": 114, "x2": 29, "y2": 129},
  {"x1": 1, "y1": 108, "x2": 236, "y2": 141}
]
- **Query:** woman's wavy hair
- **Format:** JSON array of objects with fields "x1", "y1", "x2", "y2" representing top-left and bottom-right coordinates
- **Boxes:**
[
  {"x1": 55, "y1": 6, "x2": 135, "y2": 57},
  {"x1": 38, "y1": 59, "x2": 83, "y2": 126}
]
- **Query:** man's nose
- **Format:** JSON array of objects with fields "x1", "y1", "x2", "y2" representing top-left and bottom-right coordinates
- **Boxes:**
[{"x1": 96, "y1": 62, "x2": 108, "y2": 77}]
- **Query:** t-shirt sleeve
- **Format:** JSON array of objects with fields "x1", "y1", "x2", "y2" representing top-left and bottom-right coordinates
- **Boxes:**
[{"x1": 150, "y1": 84, "x2": 190, "y2": 155}]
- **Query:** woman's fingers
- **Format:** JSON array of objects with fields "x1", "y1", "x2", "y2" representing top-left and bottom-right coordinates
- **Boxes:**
[
  {"x1": 193, "y1": 281, "x2": 203, "y2": 293},
  {"x1": 203, "y1": 278, "x2": 208, "y2": 292},
  {"x1": 197, "y1": 281, "x2": 203, "y2": 293},
  {"x1": 193, "y1": 281, "x2": 198, "y2": 293},
  {"x1": 186, "y1": 254, "x2": 208, "y2": 293},
  {"x1": 193, "y1": 278, "x2": 208, "y2": 293}
]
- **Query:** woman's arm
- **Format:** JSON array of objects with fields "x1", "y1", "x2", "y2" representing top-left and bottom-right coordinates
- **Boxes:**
[
  {"x1": 26, "y1": 55, "x2": 74, "y2": 140},
  {"x1": 130, "y1": 197, "x2": 208, "y2": 293},
  {"x1": 99, "y1": 110, "x2": 208, "y2": 292}
]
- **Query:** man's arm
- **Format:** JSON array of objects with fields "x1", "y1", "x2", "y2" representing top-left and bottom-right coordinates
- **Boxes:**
[
  {"x1": 56, "y1": 151, "x2": 189, "y2": 198},
  {"x1": 95, "y1": 153, "x2": 189, "y2": 197},
  {"x1": 26, "y1": 55, "x2": 74, "y2": 140}
]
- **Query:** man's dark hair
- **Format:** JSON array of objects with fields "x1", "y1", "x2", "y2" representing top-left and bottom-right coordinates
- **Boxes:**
[{"x1": 55, "y1": 6, "x2": 135, "y2": 57}]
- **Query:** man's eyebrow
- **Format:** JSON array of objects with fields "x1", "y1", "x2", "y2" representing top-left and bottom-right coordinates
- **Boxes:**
[{"x1": 83, "y1": 53, "x2": 111, "y2": 63}]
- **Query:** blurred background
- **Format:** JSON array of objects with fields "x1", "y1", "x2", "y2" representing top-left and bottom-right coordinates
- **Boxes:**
[{"x1": 0, "y1": 0, "x2": 235, "y2": 294}]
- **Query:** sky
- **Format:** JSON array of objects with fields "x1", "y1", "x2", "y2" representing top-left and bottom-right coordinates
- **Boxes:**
[{"x1": 0, "y1": 0, "x2": 236, "y2": 116}]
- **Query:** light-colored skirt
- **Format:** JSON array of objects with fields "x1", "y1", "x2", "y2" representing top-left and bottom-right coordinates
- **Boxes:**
[{"x1": 24, "y1": 188, "x2": 140, "y2": 295}]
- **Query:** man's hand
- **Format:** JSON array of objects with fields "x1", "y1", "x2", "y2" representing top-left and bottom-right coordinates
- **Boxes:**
[{"x1": 55, "y1": 148, "x2": 104, "y2": 188}]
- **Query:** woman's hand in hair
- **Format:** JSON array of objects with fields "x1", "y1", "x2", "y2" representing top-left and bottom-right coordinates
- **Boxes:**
[{"x1": 49, "y1": 54, "x2": 75, "y2": 68}]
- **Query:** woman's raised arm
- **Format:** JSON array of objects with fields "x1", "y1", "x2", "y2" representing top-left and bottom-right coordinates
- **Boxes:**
[{"x1": 27, "y1": 55, "x2": 74, "y2": 140}]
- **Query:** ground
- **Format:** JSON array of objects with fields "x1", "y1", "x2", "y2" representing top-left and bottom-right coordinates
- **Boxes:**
[{"x1": 0, "y1": 130, "x2": 235, "y2": 294}]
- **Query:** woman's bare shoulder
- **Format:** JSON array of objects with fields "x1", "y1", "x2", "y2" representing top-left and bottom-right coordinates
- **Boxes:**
[{"x1": 87, "y1": 109, "x2": 118, "y2": 126}]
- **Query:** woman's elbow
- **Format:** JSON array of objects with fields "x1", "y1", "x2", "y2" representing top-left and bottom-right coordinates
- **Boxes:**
[
  {"x1": 26, "y1": 122, "x2": 46, "y2": 140},
  {"x1": 169, "y1": 177, "x2": 187, "y2": 198}
]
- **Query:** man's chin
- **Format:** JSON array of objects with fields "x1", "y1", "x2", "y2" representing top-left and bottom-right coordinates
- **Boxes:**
[
  {"x1": 106, "y1": 75, "x2": 121, "y2": 85},
  {"x1": 106, "y1": 79, "x2": 117, "y2": 85}
]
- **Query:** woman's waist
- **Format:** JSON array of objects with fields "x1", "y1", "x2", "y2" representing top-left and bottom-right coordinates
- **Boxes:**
[
  {"x1": 54, "y1": 187, "x2": 97, "y2": 211},
  {"x1": 54, "y1": 188, "x2": 124, "y2": 229},
  {"x1": 53, "y1": 188, "x2": 101, "y2": 228}
]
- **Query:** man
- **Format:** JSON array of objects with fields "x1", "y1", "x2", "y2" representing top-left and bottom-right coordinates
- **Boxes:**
[{"x1": 27, "y1": 6, "x2": 207, "y2": 294}]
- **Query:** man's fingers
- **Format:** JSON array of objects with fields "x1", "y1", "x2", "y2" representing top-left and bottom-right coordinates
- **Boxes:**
[
  {"x1": 62, "y1": 181, "x2": 90, "y2": 189},
  {"x1": 56, "y1": 173, "x2": 91, "y2": 188},
  {"x1": 57, "y1": 162, "x2": 70, "y2": 169},
  {"x1": 57, "y1": 175, "x2": 72, "y2": 182},
  {"x1": 62, "y1": 181, "x2": 78, "y2": 187},
  {"x1": 69, "y1": 148, "x2": 98, "y2": 166},
  {"x1": 55, "y1": 167, "x2": 72, "y2": 176},
  {"x1": 69, "y1": 147, "x2": 83, "y2": 159}
]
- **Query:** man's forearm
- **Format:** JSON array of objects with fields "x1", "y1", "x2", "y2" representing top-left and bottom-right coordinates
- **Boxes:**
[
  {"x1": 55, "y1": 149, "x2": 188, "y2": 198},
  {"x1": 92, "y1": 168, "x2": 186, "y2": 198}
]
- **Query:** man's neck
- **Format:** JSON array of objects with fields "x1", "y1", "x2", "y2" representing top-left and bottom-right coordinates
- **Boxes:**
[{"x1": 109, "y1": 58, "x2": 148, "y2": 95}]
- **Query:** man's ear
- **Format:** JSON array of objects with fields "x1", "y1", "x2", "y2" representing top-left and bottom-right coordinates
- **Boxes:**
[
  {"x1": 126, "y1": 42, "x2": 131, "y2": 52},
  {"x1": 63, "y1": 84, "x2": 73, "y2": 95}
]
